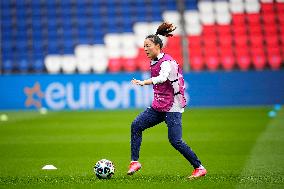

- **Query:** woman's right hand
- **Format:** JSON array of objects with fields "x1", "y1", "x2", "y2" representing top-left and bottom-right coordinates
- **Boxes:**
[{"x1": 131, "y1": 78, "x2": 145, "y2": 86}]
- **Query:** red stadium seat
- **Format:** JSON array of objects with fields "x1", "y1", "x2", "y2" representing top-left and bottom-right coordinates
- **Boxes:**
[
  {"x1": 246, "y1": 14, "x2": 261, "y2": 25},
  {"x1": 122, "y1": 58, "x2": 137, "y2": 72},
  {"x1": 251, "y1": 52, "x2": 266, "y2": 70},
  {"x1": 202, "y1": 25, "x2": 217, "y2": 37},
  {"x1": 216, "y1": 25, "x2": 232, "y2": 36},
  {"x1": 166, "y1": 36, "x2": 181, "y2": 49},
  {"x1": 204, "y1": 49, "x2": 219, "y2": 71},
  {"x1": 235, "y1": 49, "x2": 251, "y2": 71},
  {"x1": 189, "y1": 46, "x2": 202, "y2": 56},
  {"x1": 248, "y1": 25, "x2": 262, "y2": 36},
  {"x1": 205, "y1": 55, "x2": 220, "y2": 71},
  {"x1": 108, "y1": 58, "x2": 122, "y2": 72},
  {"x1": 232, "y1": 24, "x2": 247, "y2": 36},
  {"x1": 263, "y1": 24, "x2": 278, "y2": 36},
  {"x1": 261, "y1": 3, "x2": 274, "y2": 13},
  {"x1": 203, "y1": 35, "x2": 218, "y2": 48},
  {"x1": 188, "y1": 36, "x2": 202, "y2": 48},
  {"x1": 264, "y1": 35, "x2": 280, "y2": 47},
  {"x1": 261, "y1": 12, "x2": 276, "y2": 24},
  {"x1": 279, "y1": 24, "x2": 284, "y2": 36},
  {"x1": 234, "y1": 34, "x2": 248, "y2": 48},
  {"x1": 220, "y1": 50, "x2": 235, "y2": 71},
  {"x1": 232, "y1": 14, "x2": 246, "y2": 25},
  {"x1": 276, "y1": 2, "x2": 284, "y2": 13},
  {"x1": 277, "y1": 11, "x2": 284, "y2": 24},
  {"x1": 267, "y1": 52, "x2": 282, "y2": 70},
  {"x1": 249, "y1": 34, "x2": 264, "y2": 47},
  {"x1": 136, "y1": 49, "x2": 149, "y2": 72},
  {"x1": 189, "y1": 55, "x2": 204, "y2": 71},
  {"x1": 219, "y1": 34, "x2": 233, "y2": 48}
]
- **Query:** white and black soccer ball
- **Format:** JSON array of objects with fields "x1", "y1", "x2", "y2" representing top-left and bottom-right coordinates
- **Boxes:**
[{"x1": 94, "y1": 159, "x2": 115, "y2": 179}]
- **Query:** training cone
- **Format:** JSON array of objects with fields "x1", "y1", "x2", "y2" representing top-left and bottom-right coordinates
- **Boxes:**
[{"x1": 42, "y1": 165, "x2": 57, "y2": 170}]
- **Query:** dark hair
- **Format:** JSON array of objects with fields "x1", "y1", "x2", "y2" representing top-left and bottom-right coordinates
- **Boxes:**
[{"x1": 145, "y1": 22, "x2": 177, "y2": 49}]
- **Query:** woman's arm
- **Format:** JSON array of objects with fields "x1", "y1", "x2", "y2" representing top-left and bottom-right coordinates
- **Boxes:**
[{"x1": 131, "y1": 61, "x2": 171, "y2": 86}]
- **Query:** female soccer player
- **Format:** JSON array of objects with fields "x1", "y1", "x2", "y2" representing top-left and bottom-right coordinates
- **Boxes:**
[{"x1": 127, "y1": 22, "x2": 207, "y2": 179}]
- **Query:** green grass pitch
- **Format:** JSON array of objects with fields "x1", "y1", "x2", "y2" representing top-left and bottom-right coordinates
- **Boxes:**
[{"x1": 0, "y1": 107, "x2": 283, "y2": 188}]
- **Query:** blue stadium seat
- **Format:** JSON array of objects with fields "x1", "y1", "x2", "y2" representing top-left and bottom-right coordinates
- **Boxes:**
[{"x1": 3, "y1": 60, "x2": 13, "y2": 73}]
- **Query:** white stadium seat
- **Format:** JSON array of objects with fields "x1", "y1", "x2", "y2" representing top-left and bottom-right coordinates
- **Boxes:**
[
  {"x1": 162, "y1": 11, "x2": 181, "y2": 25},
  {"x1": 91, "y1": 45, "x2": 108, "y2": 73},
  {"x1": 199, "y1": 12, "x2": 215, "y2": 25},
  {"x1": 230, "y1": 1, "x2": 245, "y2": 13},
  {"x1": 216, "y1": 12, "x2": 231, "y2": 25},
  {"x1": 184, "y1": 10, "x2": 200, "y2": 25},
  {"x1": 61, "y1": 55, "x2": 77, "y2": 74},
  {"x1": 214, "y1": 1, "x2": 229, "y2": 13},
  {"x1": 122, "y1": 47, "x2": 138, "y2": 58},
  {"x1": 133, "y1": 22, "x2": 152, "y2": 37},
  {"x1": 185, "y1": 23, "x2": 202, "y2": 35},
  {"x1": 121, "y1": 33, "x2": 136, "y2": 48},
  {"x1": 162, "y1": 11, "x2": 182, "y2": 34},
  {"x1": 74, "y1": 45, "x2": 92, "y2": 59},
  {"x1": 91, "y1": 45, "x2": 107, "y2": 58},
  {"x1": 229, "y1": 0, "x2": 243, "y2": 3},
  {"x1": 92, "y1": 57, "x2": 108, "y2": 73},
  {"x1": 198, "y1": 0, "x2": 214, "y2": 13},
  {"x1": 104, "y1": 33, "x2": 122, "y2": 49},
  {"x1": 245, "y1": 1, "x2": 260, "y2": 13},
  {"x1": 44, "y1": 55, "x2": 62, "y2": 74},
  {"x1": 77, "y1": 58, "x2": 92, "y2": 74}
]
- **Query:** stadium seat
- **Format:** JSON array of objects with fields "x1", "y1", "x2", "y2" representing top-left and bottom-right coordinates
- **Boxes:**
[
  {"x1": 261, "y1": 2, "x2": 275, "y2": 13},
  {"x1": 261, "y1": 12, "x2": 276, "y2": 24},
  {"x1": 248, "y1": 25, "x2": 263, "y2": 36},
  {"x1": 264, "y1": 35, "x2": 280, "y2": 47},
  {"x1": 220, "y1": 53, "x2": 235, "y2": 71},
  {"x1": 251, "y1": 49, "x2": 266, "y2": 70},
  {"x1": 231, "y1": 14, "x2": 246, "y2": 25},
  {"x1": 229, "y1": 1, "x2": 245, "y2": 14},
  {"x1": 246, "y1": 13, "x2": 261, "y2": 25},
  {"x1": 249, "y1": 34, "x2": 264, "y2": 47},
  {"x1": 189, "y1": 55, "x2": 204, "y2": 71},
  {"x1": 204, "y1": 49, "x2": 220, "y2": 71},
  {"x1": 122, "y1": 58, "x2": 137, "y2": 72},
  {"x1": 267, "y1": 53, "x2": 282, "y2": 70},
  {"x1": 219, "y1": 34, "x2": 233, "y2": 48},
  {"x1": 61, "y1": 55, "x2": 77, "y2": 74},
  {"x1": 216, "y1": 25, "x2": 232, "y2": 36},
  {"x1": 188, "y1": 36, "x2": 202, "y2": 48},
  {"x1": 235, "y1": 49, "x2": 251, "y2": 71},
  {"x1": 136, "y1": 49, "x2": 149, "y2": 72},
  {"x1": 108, "y1": 58, "x2": 122, "y2": 72},
  {"x1": 166, "y1": 36, "x2": 181, "y2": 49},
  {"x1": 44, "y1": 55, "x2": 62, "y2": 74},
  {"x1": 245, "y1": 0, "x2": 261, "y2": 13}
]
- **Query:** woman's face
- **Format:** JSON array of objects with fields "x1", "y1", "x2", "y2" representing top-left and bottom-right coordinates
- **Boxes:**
[{"x1": 144, "y1": 38, "x2": 161, "y2": 60}]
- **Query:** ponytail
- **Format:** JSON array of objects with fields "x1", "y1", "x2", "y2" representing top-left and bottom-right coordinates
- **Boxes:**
[
  {"x1": 155, "y1": 22, "x2": 177, "y2": 37},
  {"x1": 145, "y1": 22, "x2": 176, "y2": 49}
]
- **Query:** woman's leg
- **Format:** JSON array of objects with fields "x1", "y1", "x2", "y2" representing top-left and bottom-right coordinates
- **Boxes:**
[
  {"x1": 165, "y1": 112, "x2": 202, "y2": 168},
  {"x1": 131, "y1": 107, "x2": 164, "y2": 161}
]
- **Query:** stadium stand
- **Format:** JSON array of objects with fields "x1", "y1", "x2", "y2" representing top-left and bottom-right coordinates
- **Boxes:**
[{"x1": 0, "y1": 0, "x2": 283, "y2": 74}]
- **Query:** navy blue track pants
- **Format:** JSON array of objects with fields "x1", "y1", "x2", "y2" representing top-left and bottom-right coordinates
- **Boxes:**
[{"x1": 130, "y1": 107, "x2": 202, "y2": 168}]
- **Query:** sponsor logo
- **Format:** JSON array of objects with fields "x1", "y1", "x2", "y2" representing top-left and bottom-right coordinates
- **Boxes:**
[
  {"x1": 24, "y1": 82, "x2": 44, "y2": 109},
  {"x1": 24, "y1": 81, "x2": 153, "y2": 110}
]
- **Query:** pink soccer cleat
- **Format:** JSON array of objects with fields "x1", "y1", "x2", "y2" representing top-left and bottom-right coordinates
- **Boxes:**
[
  {"x1": 127, "y1": 161, "x2": 142, "y2": 175},
  {"x1": 188, "y1": 167, "x2": 207, "y2": 179}
]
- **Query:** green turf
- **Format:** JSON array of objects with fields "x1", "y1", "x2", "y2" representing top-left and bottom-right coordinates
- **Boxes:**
[{"x1": 0, "y1": 107, "x2": 283, "y2": 188}]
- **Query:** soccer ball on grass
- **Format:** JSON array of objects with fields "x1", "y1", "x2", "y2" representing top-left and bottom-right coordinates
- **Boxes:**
[{"x1": 94, "y1": 159, "x2": 115, "y2": 179}]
